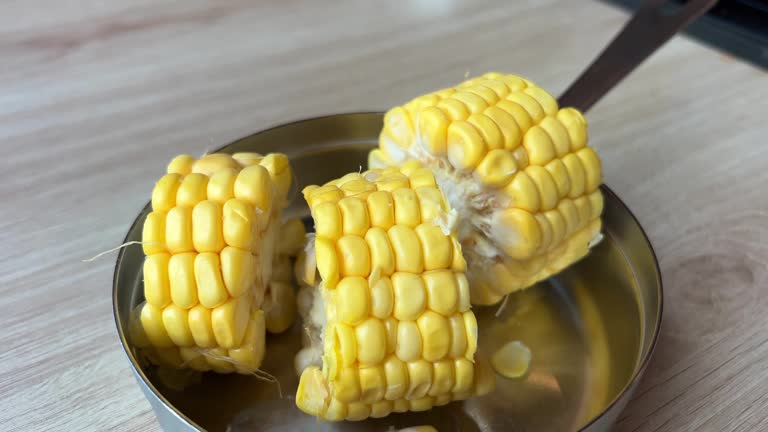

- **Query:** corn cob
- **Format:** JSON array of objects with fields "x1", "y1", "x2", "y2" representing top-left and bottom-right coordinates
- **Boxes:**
[
  {"x1": 369, "y1": 73, "x2": 603, "y2": 305},
  {"x1": 129, "y1": 152, "x2": 294, "y2": 374},
  {"x1": 263, "y1": 218, "x2": 306, "y2": 334},
  {"x1": 294, "y1": 165, "x2": 492, "y2": 421}
]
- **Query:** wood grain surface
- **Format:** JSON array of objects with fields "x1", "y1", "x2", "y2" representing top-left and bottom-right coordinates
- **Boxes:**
[{"x1": 1, "y1": 0, "x2": 766, "y2": 431}]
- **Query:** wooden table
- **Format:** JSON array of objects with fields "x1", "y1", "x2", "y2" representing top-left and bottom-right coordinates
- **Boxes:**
[{"x1": 2, "y1": 0, "x2": 766, "y2": 430}]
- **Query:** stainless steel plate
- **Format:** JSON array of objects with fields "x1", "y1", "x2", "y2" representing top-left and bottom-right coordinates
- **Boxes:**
[{"x1": 113, "y1": 113, "x2": 662, "y2": 432}]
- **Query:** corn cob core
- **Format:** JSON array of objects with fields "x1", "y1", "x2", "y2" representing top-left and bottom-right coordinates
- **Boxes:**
[
  {"x1": 369, "y1": 73, "x2": 604, "y2": 305},
  {"x1": 294, "y1": 165, "x2": 488, "y2": 421},
  {"x1": 130, "y1": 152, "x2": 293, "y2": 374}
]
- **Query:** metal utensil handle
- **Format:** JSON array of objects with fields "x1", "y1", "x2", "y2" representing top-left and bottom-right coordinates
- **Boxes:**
[{"x1": 558, "y1": 0, "x2": 719, "y2": 112}]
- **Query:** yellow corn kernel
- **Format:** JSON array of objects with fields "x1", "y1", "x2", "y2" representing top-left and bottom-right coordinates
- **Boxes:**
[
  {"x1": 336, "y1": 235, "x2": 370, "y2": 277},
  {"x1": 383, "y1": 355, "x2": 408, "y2": 400},
  {"x1": 523, "y1": 87, "x2": 558, "y2": 116},
  {"x1": 504, "y1": 171, "x2": 540, "y2": 212},
  {"x1": 140, "y1": 303, "x2": 174, "y2": 347},
  {"x1": 409, "y1": 397, "x2": 434, "y2": 412},
  {"x1": 222, "y1": 199, "x2": 258, "y2": 251},
  {"x1": 415, "y1": 187, "x2": 446, "y2": 223},
  {"x1": 142, "y1": 211, "x2": 166, "y2": 255},
  {"x1": 451, "y1": 91, "x2": 488, "y2": 114},
  {"x1": 167, "y1": 155, "x2": 195, "y2": 176},
  {"x1": 144, "y1": 253, "x2": 171, "y2": 307},
  {"x1": 507, "y1": 92, "x2": 544, "y2": 122},
  {"x1": 416, "y1": 106, "x2": 450, "y2": 156},
  {"x1": 562, "y1": 153, "x2": 586, "y2": 198},
  {"x1": 206, "y1": 168, "x2": 238, "y2": 204},
  {"x1": 418, "y1": 311, "x2": 451, "y2": 362},
  {"x1": 475, "y1": 149, "x2": 518, "y2": 188},
  {"x1": 176, "y1": 173, "x2": 208, "y2": 208},
  {"x1": 406, "y1": 360, "x2": 433, "y2": 399},
  {"x1": 539, "y1": 116, "x2": 570, "y2": 157},
  {"x1": 388, "y1": 225, "x2": 424, "y2": 273},
  {"x1": 436, "y1": 98, "x2": 469, "y2": 121},
  {"x1": 574, "y1": 196, "x2": 592, "y2": 230},
  {"x1": 260, "y1": 153, "x2": 292, "y2": 199},
  {"x1": 557, "y1": 108, "x2": 587, "y2": 150},
  {"x1": 452, "y1": 358, "x2": 475, "y2": 394},
  {"x1": 311, "y1": 202, "x2": 341, "y2": 241},
  {"x1": 535, "y1": 213, "x2": 553, "y2": 252},
  {"x1": 152, "y1": 173, "x2": 183, "y2": 212},
  {"x1": 523, "y1": 126, "x2": 556, "y2": 166},
  {"x1": 491, "y1": 340, "x2": 532, "y2": 379},
  {"x1": 187, "y1": 304, "x2": 217, "y2": 348},
  {"x1": 577, "y1": 147, "x2": 602, "y2": 192},
  {"x1": 168, "y1": 253, "x2": 197, "y2": 308},
  {"x1": 396, "y1": 320, "x2": 422, "y2": 362},
  {"x1": 399, "y1": 159, "x2": 423, "y2": 177},
  {"x1": 496, "y1": 100, "x2": 533, "y2": 134},
  {"x1": 588, "y1": 190, "x2": 604, "y2": 220},
  {"x1": 162, "y1": 304, "x2": 194, "y2": 347},
  {"x1": 306, "y1": 185, "x2": 345, "y2": 208},
  {"x1": 333, "y1": 367, "x2": 361, "y2": 404},
  {"x1": 448, "y1": 314, "x2": 468, "y2": 359},
  {"x1": 484, "y1": 106, "x2": 521, "y2": 150},
  {"x1": 234, "y1": 165, "x2": 273, "y2": 213},
  {"x1": 447, "y1": 121, "x2": 487, "y2": 170},
  {"x1": 392, "y1": 272, "x2": 426, "y2": 321},
  {"x1": 333, "y1": 323, "x2": 358, "y2": 367},
  {"x1": 465, "y1": 85, "x2": 500, "y2": 105},
  {"x1": 192, "y1": 201, "x2": 224, "y2": 253},
  {"x1": 370, "y1": 400, "x2": 394, "y2": 418},
  {"x1": 496, "y1": 74, "x2": 528, "y2": 91},
  {"x1": 423, "y1": 270, "x2": 458, "y2": 316},
  {"x1": 232, "y1": 152, "x2": 263, "y2": 167},
  {"x1": 429, "y1": 360, "x2": 455, "y2": 397},
  {"x1": 219, "y1": 246, "x2": 256, "y2": 298},
  {"x1": 364, "y1": 227, "x2": 395, "y2": 276},
  {"x1": 544, "y1": 209, "x2": 567, "y2": 247},
  {"x1": 228, "y1": 311, "x2": 267, "y2": 373},
  {"x1": 315, "y1": 237, "x2": 340, "y2": 288},
  {"x1": 212, "y1": 295, "x2": 250, "y2": 349},
  {"x1": 264, "y1": 281, "x2": 297, "y2": 334},
  {"x1": 452, "y1": 238, "x2": 467, "y2": 272},
  {"x1": 456, "y1": 273, "x2": 470, "y2": 312},
  {"x1": 165, "y1": 206, "x2": 193, "y2": 254},
  {"x1": 494, "y1": 208, "x2": 541, "y2": 260},
  {"x1": 338, "y1": 197, "x2": 370, "y2": 236},
  {"x1": 463, "y1": 311, "x2": 478, "y2": 360},
  {"x1": 384, "y1": 317, "x2": 398, "y2": 355},
  {"x1": 557, "y1": 199, "x2": 579, "y2": 236},
  {"x1": 204, "y1": 347, "x2": 236, "y2": 373},
  {"x1": 323, "y1": 398, "x2": 347, "y2": 422},
  {"x1": 336, "y1": 277, "x2": 370, "y2": 325},
  {"x1": 340, "y1": 179, "x2": 376, "y2": 199},
  {"x1": 470, "y1": 114, "x2": 505, "y2": 154},
  {"x1": 392, "y1": 188, "x2": 421, "y2": 228},
  {"x1": 544, "y1": 159, "x2": 570, "y2": 201},
  {"x1": 408, "y1": 168, "x2": 437, "y2": 190},
  {"x1": 357, "y1": 318, "x2": 387, "y2": 366},
  {"x1": 370, "y1": 276, "x2": 394, "y2": 319},
  {"x1": 393, "y1": 398, "x2": 410, "y2": 413},
  {"x1": 179, "y1": 347, "x2": 209, "y2": 371},
  {"x1": 194, "y1": 252, "x2": 228, "y2": 308},
  {"x1": 415, "y1": 224, "x2": 452, "y2": 271},
  {"x1": 359, "y1": 365, "x2": 386, "y2": 403},
  {"x1": 192, "y1": 154, "x2": 240, "y2": 177},
  {"x1": 383, "y1": 106, "x2": 414, "y2": 146},
  {"x1": 526, "y1": 166, "x2": 559, "y2": 211},
  {"x1": 346, "y1": 403, "x2": 371, "y2": 421},
  {"x1": 366, "y1": 191, "x2": 395, "y2": 230}
]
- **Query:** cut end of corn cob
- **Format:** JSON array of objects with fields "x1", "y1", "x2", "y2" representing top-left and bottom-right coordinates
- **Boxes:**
[
  {"x1": 294, "y1": 165, "x2": 491, "y2": 421},
  {"x1": 369, "y1": 73, "x2": 604, "y2": 304},
  {"x1": 131, "y1": 152, "x2": 296, "y2": 375}
]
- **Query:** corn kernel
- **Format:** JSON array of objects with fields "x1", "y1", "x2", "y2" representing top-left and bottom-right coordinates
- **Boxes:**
[
  {"x1": 232, "y1": 152, "x2": 263, "y2": 167},
  {"x1": 463, "y1": 312, "x2": 478, "y2": 360},
  {"x1": 140, "y1": 303, "x2": 174, "y2": 347},
  {"x1": 557, "y1": 199, "x2": 579, "y2": 236},
  {"x1": 315, "y1": 237, "x2": 340, "y2": 288},
  {"x1": 396, "y1": 320, "x2": 422, "y2": 362},
  {"x1": 577, "y1": 147, "x2": 602, "y2": 192},
  {"x1": 152, "y1": 173, "x2": 183, "y2": 212},
  {"x1": 526, "y1": 166, "x2": 559, "y2": 211},
  {"x1": 359, "y1": 365, "x2": 386, "y2": 403},
  {"x1": 192, "y1": 201, "x2": 225, "y2": 253},
  {"x1": 406, "y1": 360, "x2": 433, "y2": 399},
  {"x1": 336, "y1": 235, "x2": 371, "y2": 277},
  {"x1": 504, "y1": 171, "x2": 540, "y2": 212},
  {"x1": 384, "y1": 317, "x2": 398, "y2": 355},
  {"x1": 168, "y1": 253, "x2": 197, "y2": 309},
  {"x1": 496, "y1": 100, "x2": 533, "y2": 134},
  {"x1": 452, "y1": 358, "x2": 475, "y2": 393},
  {"x1": 144, "y1": 253, "x2": 171, "y2": 307},
  {"x1": 234, "y1": 165, "x2": 273, "y2": 213},
  {"x1": 370, "y1": 276, "x2": 394, "y2": 319},
  {"x1": 212, "y1": 295, "x2": 250, "y2": 349},
  {"x1": 345, "y1": 402, "x2": 371, "y2": 421},
  {"x1": 335, "y1": 277, "x2": 370, "y2": 325},
  {"x1": 475, "y1": 149, "x2": 518, "y2": 188},
  {"x1": 338, "y1": 197, "x2": 370, "y2": 236},
  {"x1": 370, "y1": 400, "x2": 394, "y2": 418},
  {"x1": 388, "y1": 225, "x2": 424, "y2": 273},
  {"x1": 162, "y1": 304, "x2": 195, "y2": 347},
  {"x1": 392, "y1": 188, "x2": 421, "y2": 228},
  {"x1": 418, "y1": 311, "x2": 451, "y2": 362},
  {"x1": 447, "y1": 121, "x2": 487, "y2": 170},
  {"x1": 422, "y1": 270, "x2": 458, "y2": 316},
  {"x1": 167, "y1": 155, "x2": 195, "y2": 176},
  {"x1": 142, "y1": 211, "x2": 166, "y2": 255},
  {"x1": 415, "y1": 224, "x2": 452, "y2": 271},
  {"x1": 176, "y1": 173, "x2": 208, "y2": 208},
  {"x1": 222, "y1": 199, "x2": 258, "y2": 251},
  {"x1": 557, "y1": 108, "x2": 587, "y2": 150},
  {"x1": 333, "y1": 367, "x2": 361, "y2": 404},
  {"x1": 392, "y1": 272, "x2": 426, "y2": 321},
  {"x1": 206, "y1": 168, "x2": 238, "y2": 204},
  {"x1": 194, "y1": 252, "x2": 228, "y2": 308},
  {"x1": 188, "y1": 304, "x2": 217, "y2": 348},
  {"x1": 494, "y1": 208, "x2": 541, "y2": 260},
  {"x1": 333, "y1": 323, "x2": 358, "y2": 367}
]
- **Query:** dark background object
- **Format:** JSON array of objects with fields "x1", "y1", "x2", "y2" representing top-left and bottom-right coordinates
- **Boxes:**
[{"x1": 603, "y1": 0, "x2": 768, "y2": 69}]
